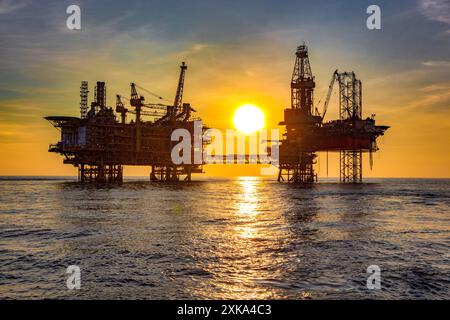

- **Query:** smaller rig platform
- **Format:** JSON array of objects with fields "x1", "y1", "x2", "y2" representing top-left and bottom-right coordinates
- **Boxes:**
[{"x1": 278, "y1": 45, "x2": 389, "y2": 183}]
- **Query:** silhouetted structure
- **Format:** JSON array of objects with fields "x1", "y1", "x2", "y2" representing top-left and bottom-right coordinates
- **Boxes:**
[
  {"x1": 278, "y1": 44, "x2": 389, "y2": 183},
  {"x1": 46, "y1": 45, "x2": 389, "y2": 184},
  {"x1": 46, "y1": 63, "x2": 206, "y2": 183}
]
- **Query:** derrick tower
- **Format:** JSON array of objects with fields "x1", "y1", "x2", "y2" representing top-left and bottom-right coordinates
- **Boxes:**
[
  {"x1": 278, "y1": 44, "x2": 321, "y2": 183},
  {"x1": 291, "y1": 44, "x2": 315, "y2": 114}
]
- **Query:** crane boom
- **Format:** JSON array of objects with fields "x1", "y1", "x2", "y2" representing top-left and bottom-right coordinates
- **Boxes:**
[
  {"x1": 174, "y1": 62, "x2": 187, "y2": 110},
  {"x1": 117, "y1": 63, "x2": 193, "y2": 125},
  {"x1": 321, "y1": 69, "x2": 338, "y2": 120},
  {"x1": 115, "y1": 94, "x2": 128, "y2": 124}
]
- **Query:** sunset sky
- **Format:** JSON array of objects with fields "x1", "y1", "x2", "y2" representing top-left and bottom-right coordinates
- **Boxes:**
[{"x1": 0, "y1": 0, "x2": 449, "y2": 177}]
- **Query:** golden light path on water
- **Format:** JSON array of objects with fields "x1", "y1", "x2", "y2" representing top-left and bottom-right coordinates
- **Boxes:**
[{"x1": 192, "y1": 177, "x2": 312, "y2": 299}]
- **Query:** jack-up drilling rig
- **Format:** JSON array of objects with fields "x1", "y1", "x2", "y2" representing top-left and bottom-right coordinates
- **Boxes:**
[
  {"x1": 278, "y1": 44, "x2": 389, "y2": 183},
  {"x1": 45, "y1": 62, "x2": 206, "y2": 183}
]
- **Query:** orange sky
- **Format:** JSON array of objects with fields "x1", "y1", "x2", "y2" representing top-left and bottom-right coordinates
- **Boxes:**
[
  {"x1": 1, "y1": 45, "x2": 449, "y2": 178},
  {"x1": 0, "y1": 1, "x2": 449, "y2": 178}
]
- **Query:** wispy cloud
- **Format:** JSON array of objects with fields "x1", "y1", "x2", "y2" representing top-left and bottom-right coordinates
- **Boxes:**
[
  {"x1": 408, "y1": 87, "x2": 450, "y2": 112},
  {"x1": 0, "y1": 0, "x2": 26, "y2": 14},
  {"x1": 421, "y1": 82, "x2": 450, "y2": 92},
  {"x1": 422, "y1": 60, "x2": 450, "y2": 67},
  {"x1": 190, "y1": 44, "x2": 209, "y2": 54},
  {"x1": 418, "y1": 0, "x2": 450, "y2": 24}
]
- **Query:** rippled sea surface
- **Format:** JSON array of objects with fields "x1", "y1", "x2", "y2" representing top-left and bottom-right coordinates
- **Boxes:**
[{"x1": 0, "y1": 177, "x2": 449, "y2": 299}]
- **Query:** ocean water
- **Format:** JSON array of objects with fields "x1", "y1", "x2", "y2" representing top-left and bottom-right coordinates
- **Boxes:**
[{"x1": 0, "y1": 177, "x2": 449, "y2": 299}]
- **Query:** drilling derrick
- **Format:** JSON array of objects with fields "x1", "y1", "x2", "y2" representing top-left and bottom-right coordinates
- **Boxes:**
[
  {"x1": 279, "y1": 44, "x2": 321, "y2": 183},
  {"x1": 291, "y1": 44, "x2": 315, "y2": 114}
]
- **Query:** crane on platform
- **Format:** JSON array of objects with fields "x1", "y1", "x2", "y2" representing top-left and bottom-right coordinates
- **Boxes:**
[
  {"x1": 116, "y1": 94, "x2": 167, "y2": 124},
  {"x1": 155, "y1": 61, "x2": 196, "y2": 123},
  {"x1": 318, "y1": 70, "x2": 363, "y2": 122},
  {"x1": 114, "y1": 62, "x2": 196, "y2": 125},
  {"x1": 320, "y1": 70, "x2": 338, "y2": 120},
  {"x1": 115, "y1": 95, "x2": 128, "y2": 124},
  {"x1": 174, "y1": 62, "x2": 187, "y2": 111}
]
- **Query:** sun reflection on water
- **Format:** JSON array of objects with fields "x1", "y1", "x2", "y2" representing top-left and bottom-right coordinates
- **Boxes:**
[
  {"x1": 236, "y1": 177, "x2": 260, "y2": 239},
  {"x1": 192, "y1": 176, "x2": 293, "y2": 299},
  {"x1": 237, "y1": 177, "x2": 259, "y2": 214}
]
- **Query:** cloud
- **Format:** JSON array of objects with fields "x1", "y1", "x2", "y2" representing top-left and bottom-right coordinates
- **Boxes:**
[
  {"x1": 422, "y1": 60, "x2": 450, "y2": 67},
  {"x1": 421, "y1": 82, "x2": 450, "y2": 92},
  {"x1": 409, "y1": 88, "x2": 450, "y2": 112},
  {"x1": 418, "y1": 0, "x2": 450, "y2": 24},
  {"x1": 0, "y1": 0, "x2": 26, "y2": 14},
  {"x1": 191, "y1": 44, "x2": 209, "y2": 53}
]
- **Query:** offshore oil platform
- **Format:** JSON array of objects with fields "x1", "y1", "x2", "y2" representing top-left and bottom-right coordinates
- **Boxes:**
[
  {"x1": 278, "y1": 44, "x2": 389, "y2": 183},
  {"x1": 45, "y1": 44, "x2": 389, "y2": 183},
  {"x1": 46, "y1": 62, "x2": 206, "y2": 182}
]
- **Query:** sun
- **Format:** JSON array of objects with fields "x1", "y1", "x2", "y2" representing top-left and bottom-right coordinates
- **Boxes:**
[{"x1": 233, "y1": 104, "x2": 265, "y2": 134}]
